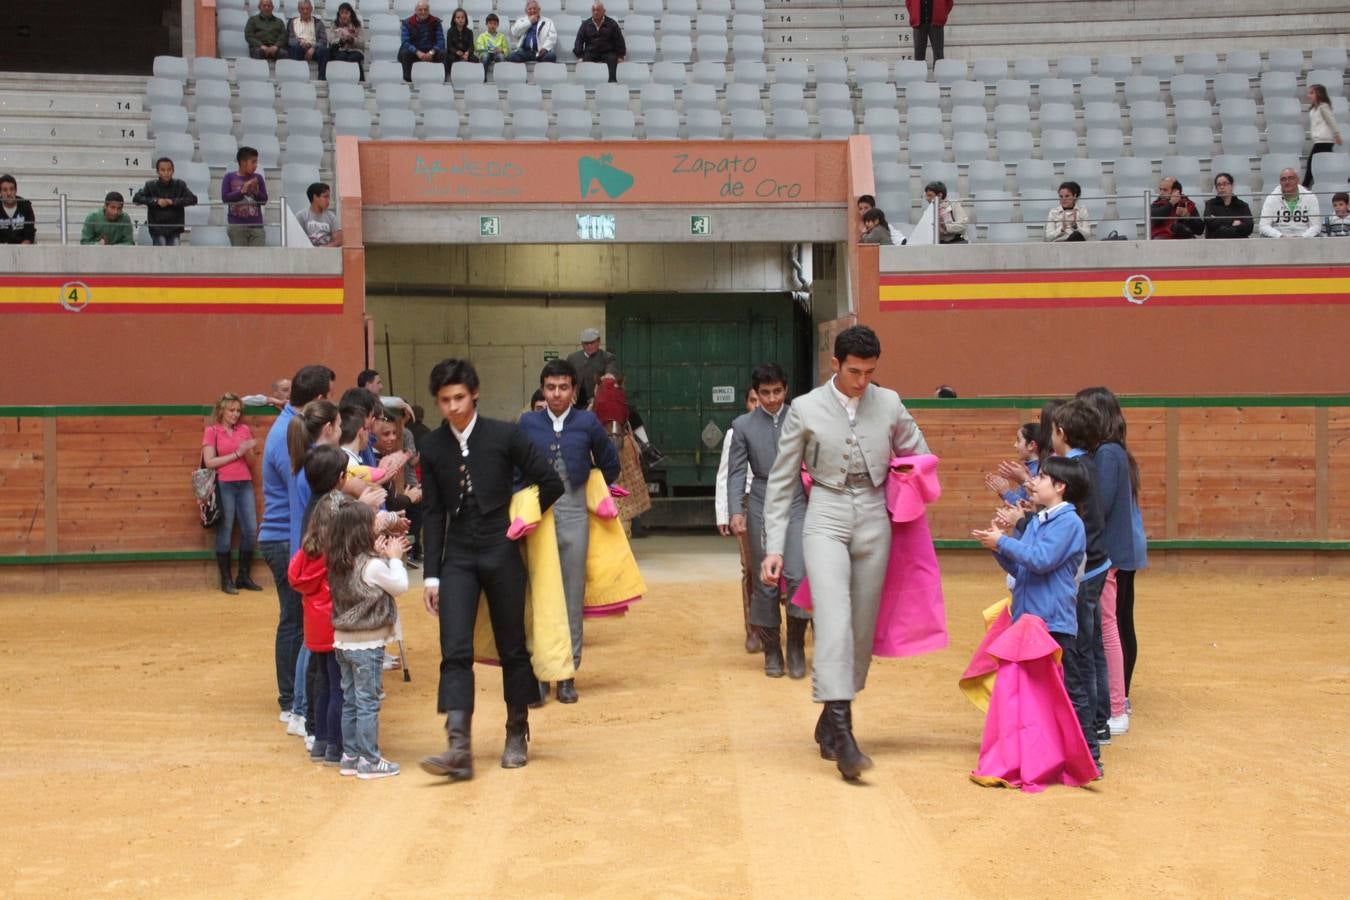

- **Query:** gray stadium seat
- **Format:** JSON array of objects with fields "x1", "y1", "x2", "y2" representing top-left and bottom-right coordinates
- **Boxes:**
[
  {"x1": 617, "y1": 62, "x2": 650, "y2": 85},
  {"x1": 1212, "y1": 73, "x2": 1251, "y2": 102},
  {"x1": 907, "y1": 132, "x2": 945, "y2": 164},
  {"x1": 994, "y1": 104, "x2": 1031, "y2": 132},
  {"x1": 644, "y1": 108, "x2": 681, "y2": 139},
  {"x1": 996, "y1": 79, "x2": 1032, "y2": 107},
  {"x1": 985, "y1": 223, "x2": 1030, "y2": 243},
  {"x1": 281, "y1": 81, "x2": 317, "y2": 110},
  {"x1": 1140, "y1": 54, "x2": 1177, "y2": 78},
  {"x1": 154, "y1": 131, "x2": 196, "y2": 164},
  {"x1": 285, "y1": 135, "x2": 324, "y2": 166},
  {"x1": 1014, "y1": 58, "x2": 1051, "y2": 82},
  {"x1": 651, "y1": 61, "x2": 687, "y2": 87},
  {"x1": 1015, "y1": 158, "x2": 1054, "y2": 193},
  {"x1": 286, "y1": 107, "x2": 324, "y2": 138},
  {"x1": 1124, "y1": 76, "x2": 1161, "y2": 106},
  {"x1": 1038, "y1": 102, "x2": 1076, "y2": 133},
  {"x1": 1169, "y1": 74, "x2": 1208, "y2": 103},
  {"x1": 368, "y1": 60, "x2": 404, "y2": 86},
  {"x1": 1057, "y1": 56, "x2": 1093, "y2": 81},
  {"x1": 1183, "y1": 52, "x2": 1219, "y2": 76},
  {"x1": 968, "y1": 159, "x2": 1006, "y2": 194},
  {"x1": 238, "y1": 81, "x2": 275, "y2": 109},
  {"x1": 731, "y1": 34, "x2": 765, "y2": 62},
  {"x1": 1040, "y1": 129, "x2": 1078, "y2": 162},
  {"x1": 813, "y1": 60, "x2": 849, "y2": 86},
  {"x1": 660, "y1": 35, "x2": 693, "y2": 64},
  {"x1": 418, "y1": 83, "x2": 456, "y2": 109},
  {"x1": 1176, "y1": 126, "x2": 1215, "y2": 158},
  {"x1": 954, "y1": 132, "x2": 990, "y2": 163},
  {"x1": 907, "y1": 106, "x2": 942, "y2": 135},
  {"x1": 854, "y1": 60, "x2": 889, "y2": 86},
  {"x1": 1174, "y1": 98, "x2": 1213, "y2": 127},
  {"x1": 1113, "y1": 157, "x2": 1155, "y2": 198},
  {"x1": 195, "y1": 105, "x2": 234, "y2": 136},
  {"x1": 242, "y1": 106, "x2": 278, "y2": 136},
  {"x1": 464, "y1": 83, "x2": 500, "y2": 112},
  {"x1": 275, "y1": 59, "x2": 311, "y2": 83},
  {"x1": 192, "y1": 57, "x2": 230, "y2": 81},
  {"x1": 975, "y1": 191, "x2": 1015, "y2": 225},
  {"x1": 1310, "y1": 47, "x2": 1347, "y2": 71},
  {"x1": 726, "y1": 82, "x2": 763, "y2": 111},
  {"x1": 202, "y1": 132, "x2": 239, "y2": 167},
  {"x1": 692, "y1": 61, "x2": 727, "y2": 87},
  {"x1": 1263, "y1": 96, "x2": 1303, "y2": 127},
  {"x1": 150, "y1": 105, "x2": 189, "y2": 136},
  {"x1": 556, "y1": 108, "x2": 594, "y2": 140},
  {"x1": 1037, "y1": 79, "x2": 1074, "y2": 108},
  {"x1": 599, "y1": 109, "x2": 637, "y2": 140},
  {"x1": 697, "y1": 35, "x2": 729, "y2": 63},
  {"x1": 412, "y1": 61, "x2": 446, "y2": 86},
  {"x1": 730, "y1": 108, "x2": 767, "y2": 140},
  {"x1": 594, "y1": 83, "x2": 629, "y2": 111},
  {"x1": 815, "y1": 82, "x2": 851, "y2": 110},
  {"x1": 1267, "y1": 128, "x2": 1305, "y2": 156},
  {"x1": 626, "y1": 35, "x2": 657, "y2": 64},
  {"x1": 1127, "y1": 99, "x2": 1166, "y2": 128},
  {"x1": 625, "y1": 13, "x2": 656, "y2": 36},
  {"x1": 334, "y1": 108, "x2": 373, "y2": 139},
  {"x1": 950, "y1": 80, "x2": 986, "y2": 109},
  {"x1": 892, "y1": 60, "x2": 926, "y2": 84},
  {"x1": 575, "y1": 62, "x2": 610, "y2": 86},
  {"x1": 494, "y1": 62, "x2": 529, "y2": 86},
  {"x1": 329, "y1": 82, "x2": 367, "y2": 113},
  {"x1": 1086, "y1": 128, "x2": 1124, "y2": 159},
  {"x1": 905, "y1": 81, "x2": 940, "y2": 109},
  {"x1": 376, "y1": 82, "x2": 412, "y2": 111},
  {"x1": 818, "y1": 108, "x2": 855, "y2": 140},
  {"x1": 234, "y1": 57, "x2": 270, "y2": 83},
  {"x1": 193, "y1": 79, "x2": 232, "y2": 109},
  {"x1": 423, "y1": 109, "x2": 461, "y2": 140},
  {"x1": 536, "y1": 63, "x2": 571, "y2": 90},
  {"x1": 146, "y1": 78, "x2": 184, "y2": 109},
  {"x1": 639, "y1": 82, "x2": 676, "y2": 111},
  {"x1": 1096, "y1": 219, "x2": 1139, "y2": 240},
  {"x1": 732, "y1": 60, "x2": 767, "y2": 86},
  {"x1": 951, "y1": 105, "x2": 989, "y2": 134},
  {"x1": 934, "y1": 58, "x2": 968, "y2": 83},
  {"x1": 468, "y1": 108, "x2": 506, "y2": 140},
  {"x1": 243, "y1": 134, "x2": 280, "y2": 166},
  {"x1": 1084, "y1": 102, "x2": 1123, "y2": 131},
  {"x1": 1259, "y1": 71, "x2": 1298, "y2": 102},
  {"x1": 1064, "y1": 158, "x2": 1105, "y2": 192},
  {"x1": 870, "y1": 133, "x2": 901, "y2": 164},
  {"x1": 1021, "y1": 189, "x2": 1058, "y2": 223},
  {"x1": 1265, "y1": 48, "x2": 1305, "y2": 73},
  {"x1": 1097, "y1": 55, "x2": 1133, "y2": 80},
  {"x1": 154, "y1": 55, "x2": 189, "y2": 81},
  {"x1": 686, "y1": 108, "x2": 724, "y2": 139},
  {"x1": 1132, "y1": 127, "x2": 1170, "y2": 159},
  {"x1": 973, "y1": 58, "x2": 1009, "y2": 84},
  {"x1": 862, "y1": 108, "x2": 901, "y2": 137},
  {"x1": 1080, "y1": 77, "x2": 1117, "y2": 106},
  {"x1": 996, "y1": 130, "x2": 1034, "y2": 163},
  {"x1": 772, "y1": 108, "x2": 810, "y2": 139},
  {"x1": 1223, "y1": 50, "x2": 1262, "y2": 76},
  {"x1": 683, "y1": 83, "x2": 718, "y2": 111},
  {"x1": 379, "y1": 109, "x2": 417, "y2": 140},
  {"x1": 772, "y1": 82, "x2": 806, "y2": 111}
]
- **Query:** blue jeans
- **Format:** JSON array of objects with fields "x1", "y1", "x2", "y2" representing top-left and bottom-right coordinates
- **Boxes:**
[
  {"x1": 507, "y1": 48, "x2": 557, "y2": 63},
  {"x1": 215, "y1": 480, "x2": 257, "y2": 553},
  {"x1": 260, "y1": 540, "x2": 304, "y2": 711},
  {"x1": 337, "y1": 647, "x2": 385, "y2": 762},
  {"x1": 290, "y1": 646, "x2": 312, "y2": 719},
  {"x1": 150, "y1": 232, "x2": 180, "y2": 246},
  {"x1": 1066, "y1": 571, "x2": 1106, "y2": 763}
]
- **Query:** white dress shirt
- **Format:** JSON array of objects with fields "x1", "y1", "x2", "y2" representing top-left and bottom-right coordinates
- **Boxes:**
[{"x1": 828, "y1": 376, "x2": 860, "y2": 423}]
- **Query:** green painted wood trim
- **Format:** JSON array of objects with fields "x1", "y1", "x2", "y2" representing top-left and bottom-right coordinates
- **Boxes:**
[
  {"x1": 0, "y1": 405, "x2": 280, "y2": 417},
  {"x1": 3, "y1": 540, "x2": 1348, "y2": 566}
]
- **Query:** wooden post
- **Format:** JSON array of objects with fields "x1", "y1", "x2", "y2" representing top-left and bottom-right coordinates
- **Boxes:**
[
  {"x1": 43, "y1": 417, "x2": 59, "y2": 591},
  {"x1": 1164, "y1": 408, "x2": 1180, "y2": 573}
]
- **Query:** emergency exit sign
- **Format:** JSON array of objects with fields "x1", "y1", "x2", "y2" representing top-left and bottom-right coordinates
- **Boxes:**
[
  {"x1": 479, "y1": 216, "x2": 500, "y2": 237},
  {"x1": 690, "y1": 214, "x2": 712, "y2": 236}
]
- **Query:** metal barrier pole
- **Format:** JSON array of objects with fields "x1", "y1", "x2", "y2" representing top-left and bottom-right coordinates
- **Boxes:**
[
  {"x1": 1144, "y1": 191, "x2": 1152, "y2": 241},
  {"x1": 59, "y1": 194, "x2": 68, "y2": 246},
  {"x1": 280, "y1": 197, "x2": 288, "y2": 248}
]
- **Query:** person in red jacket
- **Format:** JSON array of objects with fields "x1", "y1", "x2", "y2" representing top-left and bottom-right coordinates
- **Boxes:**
[
  {"x1": 288, "y1": 446, "x2": 350, "y2": 768},
  {"x1": 1149, "y1": 176, "x2": 1205, "y2": 240},
  {"x1": 905, "y1": 0, "x2": 953, "y2": 63}
]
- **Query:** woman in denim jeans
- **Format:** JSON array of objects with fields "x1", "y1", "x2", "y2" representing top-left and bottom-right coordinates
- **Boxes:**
[{"x1": 202, "y1": 393, "x2": 264, "y2": 594}]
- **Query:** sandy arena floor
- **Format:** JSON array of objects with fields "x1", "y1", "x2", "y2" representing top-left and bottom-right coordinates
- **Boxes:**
[{"x1": 2, "y1": 536, "x2": 1348, "y2": 898}]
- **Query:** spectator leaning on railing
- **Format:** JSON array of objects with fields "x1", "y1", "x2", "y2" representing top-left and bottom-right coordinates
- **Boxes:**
[
  {"x1": 80, "y1": 192, "x2": 134, "y2": 246},
  {"x1": 0, "y1": 174, "x2": 36, "y2": 244},
  {"x1": 1258, "y1": 167, "x2": 1321, "y2": 239},
  {"x1": 132, "y1": 157, "x2": 198, "y2": 247}
]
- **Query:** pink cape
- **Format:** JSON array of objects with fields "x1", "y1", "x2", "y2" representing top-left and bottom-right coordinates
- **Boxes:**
[
  {"x1": 969, "y1": 614, "x2": 1099, "y2": 793},
  {"x1": 790, "y1": 455, "x2": 949, "y2": 659}
]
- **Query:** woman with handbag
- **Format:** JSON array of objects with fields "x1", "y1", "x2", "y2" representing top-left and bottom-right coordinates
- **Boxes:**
[{"x1": 202, "y1": 393, "x2": 263, "y2": 595}]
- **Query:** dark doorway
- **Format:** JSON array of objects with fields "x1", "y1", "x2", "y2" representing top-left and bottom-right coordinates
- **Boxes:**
[{"x1": 1, "y1": 1, "x2": 180, "y2": 76}]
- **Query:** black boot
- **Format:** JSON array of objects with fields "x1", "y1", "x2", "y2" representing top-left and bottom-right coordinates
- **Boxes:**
[
  {"x1": 420, "y1": 710, "x2": 473, "y2": 780},
  {"x1": 556, "y1": 678, "x2": 578, "y2": 704},
  {"x1": 501, "y1": 705, "x2": 530, "y2": 769},
  {"x1": 825, "y1": 700, "x2": 873, "y2": 781},
  {"x1": 638, "y1": 440, "x2": 665, "y2": 467},
  {"x1": 760, "y1": 625, "x2": 785, "y2": 678},
  {"x1": 216, "y1": 553, "x2": 238, "y2": 595},
  {"x1": 814, "y1": 705, "x2": 837, "y2": 760},
  {"x1": 529, "y1": 681, "x2": 550, "y2": 709},
  {"x1": 786, "y1": 617, "x2": 808, "y2": 680},
  {"x1": 235, "y1": 550, "x2": 264, "y2": 591}
]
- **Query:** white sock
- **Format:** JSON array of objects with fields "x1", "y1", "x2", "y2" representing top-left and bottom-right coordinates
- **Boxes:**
[{"x1": 634, "y1": 425, "x2": 651, "y2": 444}]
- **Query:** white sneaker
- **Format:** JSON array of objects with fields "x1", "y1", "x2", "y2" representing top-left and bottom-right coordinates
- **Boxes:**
[
  {"x1": 304, "y1": 734, "x2": 316, "y2": 752},
  {"x1": 1107, "y1": 713, "x2": 1130, "y2": 735},
  {"x1": 356, "y1": 757, "x2": 400, "y2": 780},
  {"x1": 382, "y1": 653, "x2": 402, "y2": 671},
  {"x1": 286, "y1": 714, "x2": 307, "y2": 737},
  {"x1": 338, "y1": 753, "x2": 359, "y2": 776},
  {"x1": 279, "y1": 710, "x2": 292, "y2": 724}
]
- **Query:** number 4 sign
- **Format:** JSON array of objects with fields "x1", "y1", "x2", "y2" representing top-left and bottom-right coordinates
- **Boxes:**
[{"x1": 60, "y1": 281, "x2": 90, "y2": 312}]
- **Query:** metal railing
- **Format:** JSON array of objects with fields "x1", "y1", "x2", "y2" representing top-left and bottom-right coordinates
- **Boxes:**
[{"x1": 23, "y1": 195, "x2": 312, "y2": 247}]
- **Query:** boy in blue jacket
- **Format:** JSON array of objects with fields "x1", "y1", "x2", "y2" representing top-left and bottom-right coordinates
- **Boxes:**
[{"x1": 974, "y1": 456, "x2": 1097, "y2": 768}]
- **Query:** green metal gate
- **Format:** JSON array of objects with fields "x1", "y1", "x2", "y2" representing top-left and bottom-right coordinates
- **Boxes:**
[{"x1": 608, "y1": 294, "x2": 805, "y2": 491}]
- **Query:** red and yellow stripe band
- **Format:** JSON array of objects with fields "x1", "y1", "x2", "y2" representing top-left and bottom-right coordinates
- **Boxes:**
[{"x1": 0, "y1": 275, "x2": 345, "y2": 314}]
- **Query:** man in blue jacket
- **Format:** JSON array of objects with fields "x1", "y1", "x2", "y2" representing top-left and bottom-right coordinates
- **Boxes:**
[
  {"x1": 398, "y1": 0, "x2": 447, "y2": 82},
  {"x1": 258, "y1": 364, "x2": 334, "y2": 728},
  {"x1": 518, "y1": 359, "x2": 620, "y2": 704}
]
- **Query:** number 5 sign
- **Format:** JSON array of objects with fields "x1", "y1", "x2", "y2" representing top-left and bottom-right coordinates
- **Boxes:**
[
  {"x1": 1123, "y1": 274, "x2": 1154, "y2": 305},
  {"x1": 60, "y1": 281, "x2": 90, "y2": 312}
]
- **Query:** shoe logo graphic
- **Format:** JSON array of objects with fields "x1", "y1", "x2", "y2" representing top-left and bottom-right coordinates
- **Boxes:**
[{"x1": 578, "y1": 154, "x2": 634, "y2": 200}]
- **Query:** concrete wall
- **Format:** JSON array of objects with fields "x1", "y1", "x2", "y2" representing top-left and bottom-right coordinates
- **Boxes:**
[{"x1": 365, "y1": 242, "x2": 798, "y2": 418}]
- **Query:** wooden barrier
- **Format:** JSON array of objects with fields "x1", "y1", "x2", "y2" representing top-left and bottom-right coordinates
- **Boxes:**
[{"x1": 1, "y1": 400, "x2": 1347, "y2": 590}]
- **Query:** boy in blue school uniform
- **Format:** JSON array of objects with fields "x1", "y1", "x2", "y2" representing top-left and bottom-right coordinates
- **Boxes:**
[{"x1": 974, "y1": 456, "x2": 1097, "y2": 770}]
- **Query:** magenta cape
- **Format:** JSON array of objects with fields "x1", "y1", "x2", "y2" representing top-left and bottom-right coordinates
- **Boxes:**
[
  {"x1": 789, "y1": 454, "x2": 949, "y2": 659},
  {"x1": 969, "y1": 614, "x2": 1099, "y2": 793}
]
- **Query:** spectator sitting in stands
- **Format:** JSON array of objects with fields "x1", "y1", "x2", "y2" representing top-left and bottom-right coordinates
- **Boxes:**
[
  {"x1": 1149, "y1": 177, "x2": 1203, "y2": 240},
  {"x1": 296, "y1": 182, "x2": 343, "y2": 247},
  {"x1": 858, "y1": 194, "x2": 905, "y2": 245},
  {"x1": 1258, "y1": 167, "x2": 1322, "y2": 239},
  {"x1": 509, "y1": 1, "x2": 558, "y2": 63},
  {"x1": 573, "y1": 2, "x2": 626, "y2": 83},
  {"x1": 246, "y1": 0, "x2": 287, "y2": 61},
  {"x1": 80, "y1": 192, "x2": 134, "y2": 246},
  {"x1": 1046, "y1": 180, "x2": 1091, "y2": 242},
  {"x1": 1325, "y1": 192, "x2": 1350, "y2": 237},
  {"x1": 132, "y1": 157, "x2": 197, "y2": 247},
  {"x1": 242, "y1": 378, "x2": 292, "y2": 409},
  {"x1": 330, "y1": 3, "x2": 366, "y2": 80},
  {"x1": 475, "y1": 14, "x2": 510, "y2": 76},
  {"x1": 0, "y1": 174, "x2": 36, "y2": 245},
  {"x1": 447, "y1": 8, "x2": 477, "y2": 70},
  {"x1": 1202, "y1": 172, "x2": 1254, "y2": 240},
  {"x1": 399, "y1": 1, "x2": 447, "y2": 82},
  {"x1": 925, "y1": 180, "x2": 968, "y2": 244},
  {"x1": 288, "y1": 0, "x2": 329, "y2": 80},
  {"x1": 222, "y1": 146, "x2": 268, "y2": 247},
  {"x1": 859, "y1": 208, "x2": 893, "y2": 245}
]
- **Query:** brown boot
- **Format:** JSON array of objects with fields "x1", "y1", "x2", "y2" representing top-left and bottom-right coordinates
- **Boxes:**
[{"x1": 419, "y1": 710, "x2": 473, "y2": 780}]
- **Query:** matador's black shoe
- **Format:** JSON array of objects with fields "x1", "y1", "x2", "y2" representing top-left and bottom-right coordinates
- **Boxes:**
[
  {"x1": 420, "y1": 710, "x2": 473, "y2": 781},
  {"x1": 825, "y1": 701, "x2": 873, "y2": 781},
  {"x1": 501, "y1": 705, "x2": 530, "y2": 768}
]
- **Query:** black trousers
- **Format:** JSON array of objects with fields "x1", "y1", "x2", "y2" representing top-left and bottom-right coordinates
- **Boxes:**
[
  {"x1": 399, "y1": 47, "x2": 446, "y2": 82},
  {"x1": 912, "y1": 24, "x2": 944, "y2": 62},
  {"x1": 1304, "y1": 141, "x2": 1333, "y2": 188},
  {"x1": 1054, "y1": 630, "x2": 1099, "y2": 767},
  {"x1": 582, "y1": 50, "x2": 621, "y2": 82},
  {"x1": 1115, "y1": 569, "x2": 1138, "y2": 695},
  {"x1": 436, "y1": 501, "x2": 537, "y2": 713}
]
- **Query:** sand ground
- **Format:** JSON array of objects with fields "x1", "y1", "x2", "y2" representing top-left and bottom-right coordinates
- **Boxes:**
[{"x1": 2, "y1": 536, "x2": 1348, "y2": 898}]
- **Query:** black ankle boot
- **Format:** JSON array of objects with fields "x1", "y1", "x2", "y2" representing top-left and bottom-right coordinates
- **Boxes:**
[
  {"x1": 235, "y1": 550, "x2": 264, "y2": 591},
  {"x1": 556, "y1": 678, "x2": 578, "y2": 703},
  {"x1": 814, "y1": 705, "x2": 837, "y2": 760},
  {"x1": 761, "y1": 625, "x2": 785, "y2": 678},
  {"x1": 501, "y1": 705, "x2": 530, "y2": 769},
  {"x1": 216, "y1": 553, "x2": 238, "y2": 595},
  {"x1": 420, "y1": 710, "x2": 473, "y2": 780},
  {"x1": 825, "y1": 700, "x2": 873, "y2": 781},
  {"x1": 786, "y1": 617, "x2": 808, "y2": 679}
]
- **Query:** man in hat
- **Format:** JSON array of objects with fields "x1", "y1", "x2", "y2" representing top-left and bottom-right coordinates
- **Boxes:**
[{"x1": 566, "y1": 327, "x2": 664, "y2": 465}]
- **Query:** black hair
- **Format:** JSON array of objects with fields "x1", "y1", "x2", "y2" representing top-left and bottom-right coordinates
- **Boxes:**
[
  {"x1": 1075, "y1": 386, "x2": 1141, "y2": 499},
  {"x1": 303, "y1": 444, "x2": 348, "y2": 496},
  {"x1": 1214, "y1": 172, "x2": 1235, "y2": 188},
  {"x1": 833, "y1": 324, "x2": 881, "y2": 362},
  {"x1": 411, "y1": 403, "x2": 424, "y2": 422},
  {"x1": 451, "y1": 7, "x2": 469, "y2": 27},
  {"x1": 0, "y1": 174, "x2": 15, "y2": 189},
  {"x1": 862, "y1": 208, "x2": 888, "y2": 227},
  {"x1": 1019, "y1": 421, "x2": 1039, "y2": 447},
  {"x1": 287, "y1": 399, "x2": 339, "y2": 474},
  {"x1": 291, "y1": 364, "x2": 335, "y2": 407},
  {"x1": 1040, "y1": 455, "x2": 1090, "y2": 507},
  {"x1": 750, "y1": 362, "x2": 788, "y2": 390},
  {"x1": 1052, "y1": 399, "x2": 1099, "y2": 452},
  {"x1": 339, "y1": 407, "x2": 366, "y2": 445},
  {"x1": 1036, "y1": 399, "x2": 1066, "y2": 464},
  {"x1": 935, "y1": 385, "x2": 958, "y2": 398},
  {"x1": 529, "y1": 388, "x2": 545, "y2": 406},
  {"x1": 1058, "y1": 180, "x2": 1081, "y2": 199},
  {"x1": 356, "y1": 369, "x2": 380, "y2": 388},
  {"x1": 485, "y1": 12, "x2": 499, "y2": 22},
  {"x1": 540, "y1": 358, "x2": 579, "y2": 387},
  {"x1": 857, "y1": 193, "x2": 876, "y2": 207},
  {"x1": 924, "y1": 180, "x2": 948, "y2": 198},
  {"x1": 237, "y1": 146, "x2": 258, "y2": 164},
  {"x1": 1171, "y1": 179, "x2": 1184, "y2": 193},
  {"x1": 429, "y1": 358, "x2": 480, "y2": 396},
  {"x1": 334, "y1": 1, "x2": 361, "y2": 26},
  {"x1": 744, "y1": 385, "x2": 757, "y2": 402},
  {"x1": 1334, "y1": 191, "x2": 1349, "y2": 205},
  {"x1": 306, "y1": 181, "x2": 331, "y2": 202},
  {"x1": 104, "y1": 191, "x2": 124, "y2": 204},
  {"x1": 154, "y1": 157, "x2": 174, "y2": 169},
  {"x1": 340, "y1": 386, "x2": 378, "y2": 418}
]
